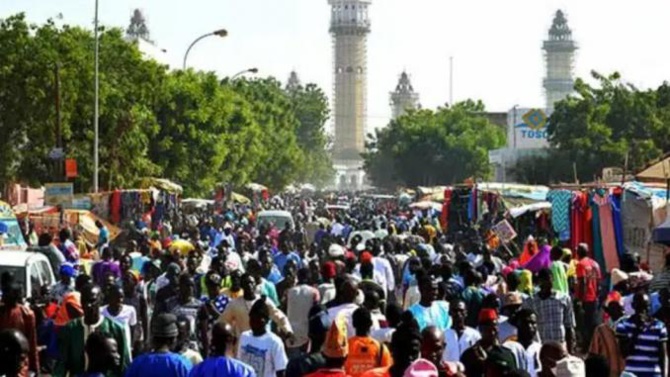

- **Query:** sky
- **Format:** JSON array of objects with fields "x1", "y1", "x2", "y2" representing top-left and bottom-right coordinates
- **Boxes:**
[{"x1": 2, "y1": 0, "x2": 670, "y2": 132}]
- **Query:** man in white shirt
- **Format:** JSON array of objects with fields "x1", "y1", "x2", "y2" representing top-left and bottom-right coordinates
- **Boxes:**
[
  {"x1": 327, "y1": 278, "x2": 360, "y2": 338},
  {"x1": 442, "y1": 299, "x2": 481, "y2": 362},
  {"x1": 503, "y1": 308, "x2": 542, "y2": 377}
]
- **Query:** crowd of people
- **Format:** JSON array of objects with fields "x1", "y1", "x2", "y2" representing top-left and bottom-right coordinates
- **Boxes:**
[{"x1": 1, "y1": 194, "x2": 669, "y2": 377}]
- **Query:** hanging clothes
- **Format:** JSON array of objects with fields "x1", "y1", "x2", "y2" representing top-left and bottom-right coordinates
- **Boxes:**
[
  {"x1": 610, "y1": 190, "x2": 625, "y2": 259},
  {"x1": 570, "y1": 191, "x2": 594, "y2": 254},
  {"x1": 110, "y1": 190, "x2": 122, "y2": 224},
  {"x1": 547, "y1": 190, "x2": 572, "y2": 241},
  {"x1": 441, "y1": 189, "x2": 452, "y2": 232},
  {"x1": 593, "y1": 191, "x2": 620, "y2": 271},
  {"x1": 570, "y1": 192, "x2": 581, "y2": 253},
  {"x1": 590, "y1": 192, "x2": 606, "y2": 271}
]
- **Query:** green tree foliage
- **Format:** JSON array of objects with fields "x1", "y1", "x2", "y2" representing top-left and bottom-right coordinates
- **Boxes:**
[
  {"x1": 0, "y1": 14, "x2": 162, "y2": 191},
  {"x1": 536, "y1": 71, "x2": 670, "y2": 184},
  {"x1": 0, "y1": 14, "x2": 332, "y2": 195},
  {"x1": 363, "y1": 100, "x2": 506, "y2": 188},
  {"x1": 286, "y1": 82, "x2": 334, "y2": 186}
]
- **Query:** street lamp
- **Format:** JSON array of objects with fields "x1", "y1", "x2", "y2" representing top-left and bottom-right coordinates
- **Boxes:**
[
  {"x1": 231, "y1": 68, "x2": 259, "y2": 80},
  {"x1": 182, "y1": 29, "x2": 228, "y2": 70}
]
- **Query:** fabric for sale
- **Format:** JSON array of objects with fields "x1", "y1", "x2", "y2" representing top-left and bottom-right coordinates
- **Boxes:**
[
  {"x1": 546, "y1": 190, "x2": 572, "y2": 241},
  {"x1": 593, "y1": 191, "x2": 620, "y2": 271}
]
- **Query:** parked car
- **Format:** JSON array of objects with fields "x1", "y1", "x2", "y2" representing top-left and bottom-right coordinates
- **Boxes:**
[{"x1": 0, "y1": 251, "x2": 55, "y2": 300}]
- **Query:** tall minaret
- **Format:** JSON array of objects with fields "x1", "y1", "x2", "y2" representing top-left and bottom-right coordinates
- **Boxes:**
[
  {"x1": 543, "y1": 10, "x2": 577, "y2": 112},
  {"x1": 286, "y1": 71, "x2": 301, "y2": 91},
  {"x1": 390, "y1": 71, "x2": 419, "y2": 120},
  {"x1": 328, "y1": 0, "x2": 371, "y2": 165}
]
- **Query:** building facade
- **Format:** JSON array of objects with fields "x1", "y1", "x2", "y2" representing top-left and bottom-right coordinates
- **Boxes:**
[
  {"x1": 543, "y1": 10, "x2": 577, "y2": 112},
  {"x1": 390, "y1": 71, "x2": 420, "y2": 120},
  {"x1": 328, "y1": 0, "x2": 371, "y2": 190}
]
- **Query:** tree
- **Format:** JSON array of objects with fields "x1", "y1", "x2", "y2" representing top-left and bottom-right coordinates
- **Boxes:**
[
  {"x1": 363, "y1": 100, "x2": 506, "y2": 188},
  {"x1": 126, "y1": 9, "x2": 151, "y2": 42},
  {"x1": 545, "y1": 71, "x2": 670, "y2": 183},
  {"x1": 286, "y1": 81, "x2": 334, "y2": 187},
  {"x1": 0, "y1": 14, "x2": 165, "y2": 191}
]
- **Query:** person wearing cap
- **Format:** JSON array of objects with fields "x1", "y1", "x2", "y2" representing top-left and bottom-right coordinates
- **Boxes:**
[
  {"x1": 50, "y1": 263, "x2": 76, "y2": 303},
  {"x1": 319, "y1": 262, "x2": 338, "y2": 305},
  {"x1": 443, "y1": 299, "x2": 481, "y2": 363},
  {"x1": 553, "y1": 355, "x2": 585, "y2": 377},
  {"x1": 523, "y1": 268, "x2": 575, "y2": 354},
  {"x1": 56, "y1": 284, "x2": 130, "y2": 377},
  {"x1": 616, "y1": 291, "x2": 668, "y2": 377},
  {"x1": 125, "y1": 313, "x2": 192, "y2": 377},
  {"x1": 305, "y1": 320, "x2": 351, "y2": 377},
  {"x1": 497, "y1": 292, "x2": 524, "y2": 343},
  {"x1": 189, "y1": 322, "x2": 255, "y2": 377},
  {"x1": 484, "y1": 346, "x2": 518, "y2": 377},
  {"x1": 588, "y1": 291, "x2": 624, "y2": 377},
  {"x1": 409, "y1": 270, "x2": 451, "y2": 333},
  {"x1": 460, "y1": 308, "x2": 517, "y2": 377},
  {"x1": 502, "y1": 309, "x2": 542, "y2": 377},
  {"x1": 237, "y1": 297, "x2": 289, "y2": 377}
]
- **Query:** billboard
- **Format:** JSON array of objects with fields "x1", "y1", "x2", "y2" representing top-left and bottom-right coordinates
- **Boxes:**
[{"x1": 507, "y1": 108, "x2": 550, "y2": 150}]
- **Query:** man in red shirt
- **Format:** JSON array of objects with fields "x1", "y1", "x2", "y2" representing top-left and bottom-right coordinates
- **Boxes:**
[{"x1": 575, "y1": 243, "x2": 601, "y2": 350}]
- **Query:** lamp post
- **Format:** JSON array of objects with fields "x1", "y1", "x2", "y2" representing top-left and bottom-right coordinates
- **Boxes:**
[
  {"x1": 93, "y1": 0, "x2": 100, "y2": 192},
  {"x1": 182, "y1": 29, "x2": 228, "y2": 70},
  {"x1": 231, "y1": 68, "x2": 259, "y2": 80}
]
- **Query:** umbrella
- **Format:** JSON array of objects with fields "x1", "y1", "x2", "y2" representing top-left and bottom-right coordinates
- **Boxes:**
[{"x1": 169, "y1": 239, "x2": 195, "y2": 256}]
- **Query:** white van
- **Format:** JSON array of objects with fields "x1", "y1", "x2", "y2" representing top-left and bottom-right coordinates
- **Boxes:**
[
  {"x1": 0, "y1": 251, "x2": 55, "y2": 299},
  {"x1": 256, "y1": 210, "x2": 295, "y2": 230}
]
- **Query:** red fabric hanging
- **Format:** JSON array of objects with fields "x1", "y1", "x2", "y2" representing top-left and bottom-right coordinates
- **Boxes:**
[
  {"x1": 441, "y1": 189, "x2": 452, "y2": 232},
  {"x1": 110, "y1": 189, "x2": 122, "y2": 224}
]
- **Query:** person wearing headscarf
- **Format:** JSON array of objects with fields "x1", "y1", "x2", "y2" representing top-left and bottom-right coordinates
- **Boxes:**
[{"x1": 517, "y1": 270, "x2": 533, "y2": 297}]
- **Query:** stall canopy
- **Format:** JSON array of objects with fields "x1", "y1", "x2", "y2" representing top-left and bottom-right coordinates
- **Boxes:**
[
  {"x1": 29, "y1": 209, "x2": 120, "y2": 245},
  {"x1": 636, "y1": 153, "x2": 670, "y2": 183},
  {"x1": 140, "y1": 178, "x2": 183, "y2": 194}
]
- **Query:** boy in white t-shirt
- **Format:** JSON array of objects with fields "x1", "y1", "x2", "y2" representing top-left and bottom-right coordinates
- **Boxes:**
[
  {"x1": 101, "y1": 285, "x2": 138, "y2": 357},
  {"x1": 237, "y1": 297, "x2": 288, "y2": 377}
]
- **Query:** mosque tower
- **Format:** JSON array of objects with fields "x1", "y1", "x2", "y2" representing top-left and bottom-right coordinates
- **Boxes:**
[
  {"x1": 286, "y1": 71, "x2": 301, "y2": 91},
  {"x1": 390, "y1": 71, "x2": 420, "y2": 120},
  {"x1": 328, "y1": 0, "x2": 371, "y2": 169},
  {"x1": 543, "y1": 10, "x2": 577, "y2": 112}
]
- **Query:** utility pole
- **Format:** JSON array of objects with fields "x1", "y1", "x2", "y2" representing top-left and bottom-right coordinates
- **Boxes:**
[
  {"x1": 54, "y1": 64, "x2": 63, "y2": 181},
  {"x1": 449, "y1": 56, "x2": 454, "y2": 105},
  {"x1": 93, "y1": 0, "x2": 100, "y2": 193}
]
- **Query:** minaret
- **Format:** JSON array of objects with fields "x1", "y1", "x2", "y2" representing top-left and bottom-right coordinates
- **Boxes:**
[
  {"x1": 390, "y1": 71, "x2": 419, "y2": 119},
  {"x1": 286, "y1": 71, "x2": 301, "y2": 91},
  {"x1": 543, "y1": 10, "x2": 577, "y2": 112},
  {"x1": 328, "y1": 0, "x2": 371, "y2": 165}
]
